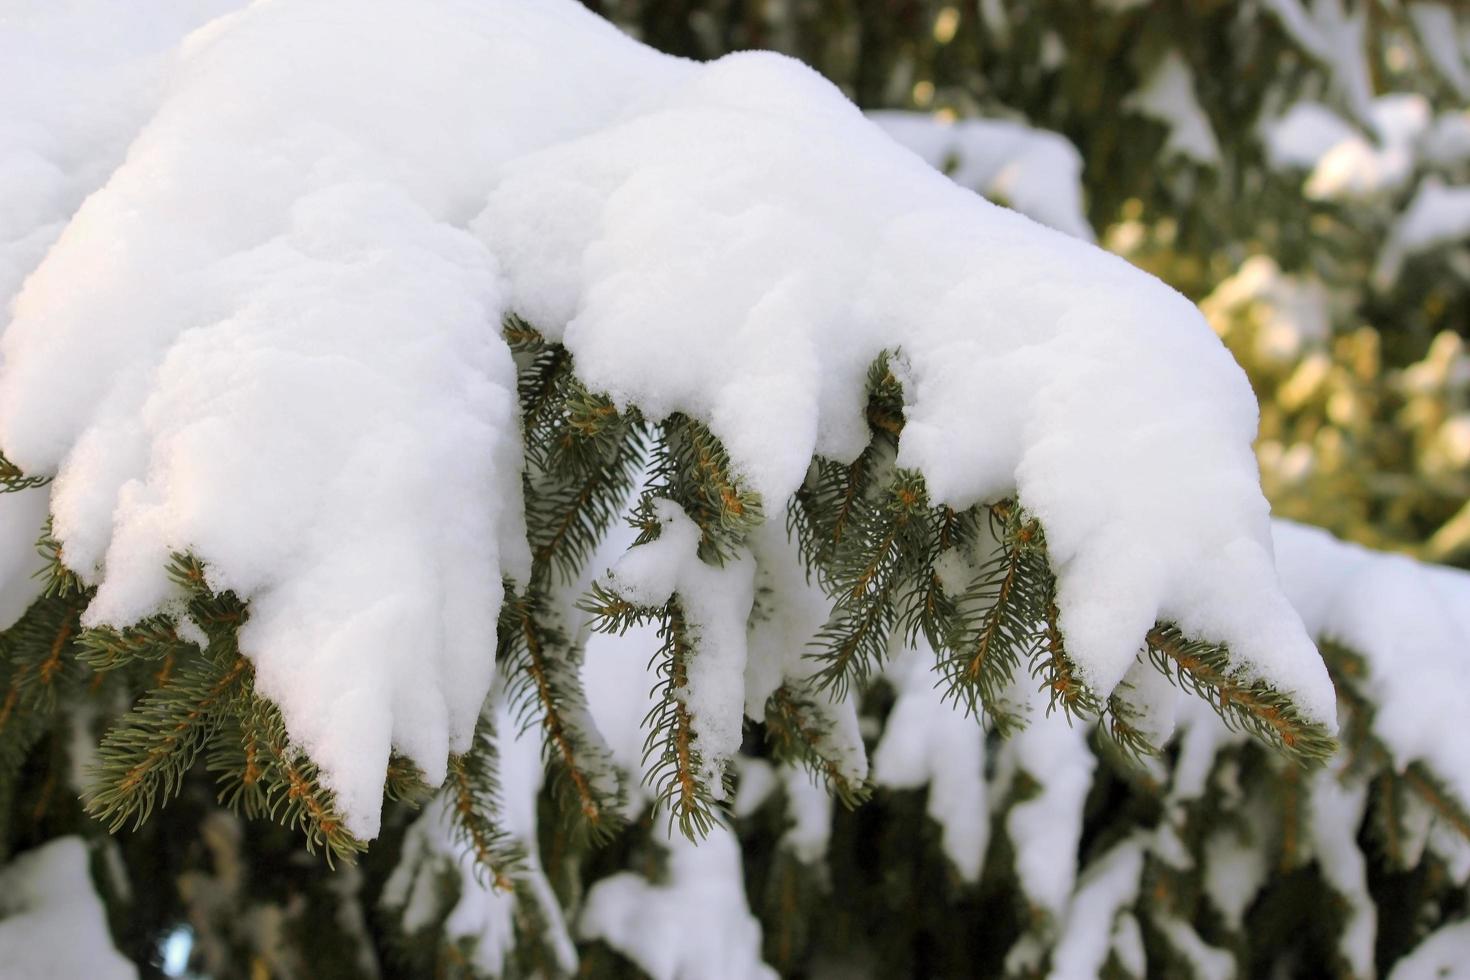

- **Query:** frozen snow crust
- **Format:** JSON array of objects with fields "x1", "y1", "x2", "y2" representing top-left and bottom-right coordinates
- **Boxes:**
[{"x1": 0, "y1": 0, "x2": 1334, "y2": 838}]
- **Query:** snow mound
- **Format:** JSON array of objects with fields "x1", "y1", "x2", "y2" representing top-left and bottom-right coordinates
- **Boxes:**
[{"x1": 0, "y1": 0, "x2": 1333, "y2": 837}]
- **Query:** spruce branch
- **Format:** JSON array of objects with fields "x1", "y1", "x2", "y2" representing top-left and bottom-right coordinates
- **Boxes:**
[
  {"x1": 937, "y1": 503, "x2": 1048, "y2": 728},
  {"x1": 224, "y1": 687, "x2": 366, "y2": 865},
  {"x1": 763, "y1": 683, "x2": 870, "y2": 808},
  {"x1": 645, "y1": 414, "x2": 762, "y2": 565},
  {"x1": 444, "y1": 710, "x2": 524, "y2": 892},
  {"x1": 77, "y1": 617, "x2": 197, "y2": 672},
  {"x1": 499, "y1": 589, "x2": 623, "y2": 843},
  {"x1": 640, "y1": 597, "x2": 726, "y2": 840},
  {"x1": 808, "y1": 469, "x2": 931, "y2": 699},
  {"x1": 1145, "y1": 624, "x2": 1336, "y2": 766},
  {"x1": 0, "y1": 450, "x2": 50, "y2": 493},
  {"x1": 85, "y1": 643, "x2": 250, "y2": 832}
]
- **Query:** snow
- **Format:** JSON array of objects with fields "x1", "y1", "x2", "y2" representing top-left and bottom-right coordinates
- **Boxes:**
[
  {"x1": 0, "y1": 0, "x2": 1335, "y2": 839},
  {"x1": 1308, "y1": 772, "x2": 1374, "y2": 977},
  {"x1": 381, "y1": 701, "x2": 575, "y2": 976},
  {"x1": 1154, "y1": 915, "x2": 1235, "y2": 980},
  {"x1": 1376, "y1": 180, "x2": 1470, "y2": 287},
  {"x1": 1389, "y1": 919, "x2": 1470, "y2": 980},
  {"x1": 1125, "y1": 52, "x2": 1221, "y2": 165},
  {"x1": 0, "y1": 1, "x2": 242, "y2": 307},
  {"x1": 999, "y1": 685, "x2": 1094, "y2": 918},
  {"x1": 871, "y1": 644, "x2": 989, "y2": 881},
  {"x1": 580, "y1": 825, "x2": 778, "y2": 980},
  {"x1": 1261, "y1": 0, "x2": 1373, "y2": 123},
  {"x1": 870, "y1": 111, "x2": 1094, "y2": 241},
  {"x1": 779, "y1": 766, "x2": 834, "y2": 864},
  {"x1": 1408, "y1": 2, "x2": 1470, "y2": 100},
  {"x1": 1264, "y1": 103, "x2": 1360, "y2": 172},
  {"x1": 0, "y1": 837, "x2": 137, "y2": 980},
  {"x1": 602, "y1": 500, "x2": 756, "y2": 793},
  {"x1": 1272, "y1": 520, "x2": 1470, "y2": 825},
  {"x1": 1048, "y1": 839, "x2": 1145, "y2": 980}
]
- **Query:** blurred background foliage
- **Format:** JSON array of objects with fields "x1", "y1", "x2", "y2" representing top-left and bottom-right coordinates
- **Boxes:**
[{"x1": 584, "y1": 0, "x2": 1470, "y2": 568}]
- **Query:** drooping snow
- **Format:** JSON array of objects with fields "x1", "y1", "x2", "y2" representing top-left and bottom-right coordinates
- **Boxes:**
[
  {"x1": 1048, "y1": 839, "x2": 1145, "y2": 980},
  {"x1": 1272, "y1": 520, "x2": 1470, "y2": 822},
  {"x1": 1308, "y1": 772, "x2": 1375, "y2": 977},
  {"x1": 1408, "y1": 2, "x2": 1470, "y2": 100},
  {"x1": 998, "y1": 685, "x2": 1094, "y2": 917},
  {"x1": 871, "y1": 643, "x2": 989, "y2": 881},
  {"x1": 0, "y1": 837, "x2": 137, "y2": 980},
  {"x1": 601, "y1": 500, "x2": 756, "y2": 793},
  {"x1": 580, "y1": 825, "x2": 778, "y2": 980},
  {"x1": 381, "y1": 701, "x2": 575, "y2": 977},
  {"x1": 0, "y1": 0, "x2": 1335, "y2": 838},
  {"x1": 1264, "y1": 95, "x2": 1441, "y2": 202}
]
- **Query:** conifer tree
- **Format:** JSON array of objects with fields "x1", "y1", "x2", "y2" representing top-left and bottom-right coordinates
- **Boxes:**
[{"x1": 0, "y1": 1, "x2": 1469, "y2": 978}]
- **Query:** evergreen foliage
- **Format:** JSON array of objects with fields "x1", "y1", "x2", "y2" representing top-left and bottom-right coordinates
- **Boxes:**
[{"x1": 3, "y1": 1, "x2": 1470, "y2": 977}]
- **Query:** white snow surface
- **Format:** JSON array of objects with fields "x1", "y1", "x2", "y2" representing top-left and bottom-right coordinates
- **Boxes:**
[
  {"x1": 1272, "y1": 520, "x2": 1470, "y2": 820},
  {"x1": 0, "y1": 837, "x2": 136, "y2": 980},
  {"x1": 1389, "y1": 919, "x2": 1470, "y2": 980},
  {"x1": 1048, "y1": 839, "x2": 1145, "y2": 980},
  {"x1": 869, "y1": 111, "x2": 1094, "y2": 241},
  {"x1": 872, "y1": 643, "x2": 988, "y2": 881},
  {"x1": 580, "y1": 825, "x2": 778, "y2": 980},
  {"x1": 0, "y1": 0, "x2": 1336, "y2": 837}
]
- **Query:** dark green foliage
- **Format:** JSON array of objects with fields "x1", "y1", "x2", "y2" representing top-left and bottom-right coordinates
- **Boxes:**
[
  {"x1": 499, "y1": 587, "x2": 624, "y2": 845},
  {"x1": 1146, "y1": 624, "x2": 1337, "y2": 767},
  {"x1": 444, "y1": 710, "x2": 524, "y2": 891},
  {"x1": 763, "y1": 683, "x2": 870, "y2": 809},
  {"x1": 643, "y1": 413, "x2": 762, "y2": 566},
  {"x1": 808, "y1": 468, "x2": 934, "y2": 698},
  {"x1": 0, "y1": 451, "x2": 49, "y2": 493},
  {"x1": 642, "y1": 597, "x2": 726, "y2": 839}
]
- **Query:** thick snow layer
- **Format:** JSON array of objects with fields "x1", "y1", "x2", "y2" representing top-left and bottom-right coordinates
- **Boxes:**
[
  {"x1": 0, "y1": 837, "x2": 136, "y2": 980},
  {"x1": 0, "y1": 1, "x2": 242, "y2": 307},
  {"x1": 1272, "y1": 521, "x2": 1470, "y2": 817},
  {"x1": 1, "y1": 0, "x2": 1335, "y2": 836},
  {"x1": 870, "y1": 111, "x2": 1094, "y2": 241},
  {"x1": 580, "y1": 825, "x2": 777, "y2": 980}
]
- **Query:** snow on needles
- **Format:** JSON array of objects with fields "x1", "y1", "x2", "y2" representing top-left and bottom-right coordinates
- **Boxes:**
[{"x1": 0, "y1": 0, "x2": 1333, "y2": 837}]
